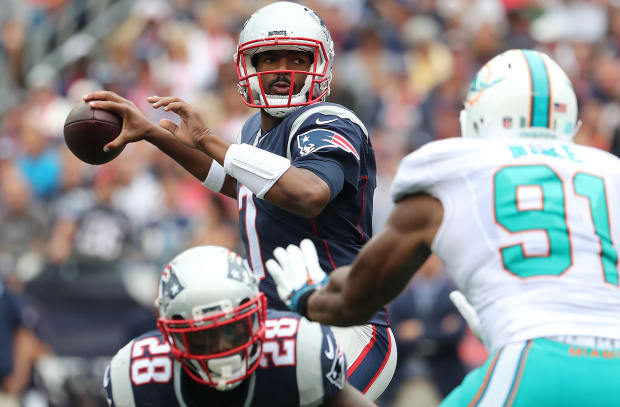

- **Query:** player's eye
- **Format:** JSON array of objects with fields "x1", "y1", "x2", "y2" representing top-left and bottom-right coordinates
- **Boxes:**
[{"x1": 292, "y1": 56, "x2": 310, "y2": 66}]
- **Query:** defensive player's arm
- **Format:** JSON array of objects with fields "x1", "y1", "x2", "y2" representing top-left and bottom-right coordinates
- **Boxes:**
[
  {"x1": 323, "y1": 383, "x2": 376, "y2": 407},
  {"x1": 307, "y1": 193, "x2": 443, "y2": 326}
]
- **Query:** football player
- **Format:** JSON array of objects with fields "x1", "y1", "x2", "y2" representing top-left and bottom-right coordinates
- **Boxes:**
[
  {"x1": 103, "y1": 245, "x2": 374, "y2": 407},
  {"x1": 86, "y1": 2, "x2": 395, "y2": 399},
  {"x1": 266, "y1": 49, "x2": 620, "y2": 406}
]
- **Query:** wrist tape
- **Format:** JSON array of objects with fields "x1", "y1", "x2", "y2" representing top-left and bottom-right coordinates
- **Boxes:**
[{"x1": 202, "y1": 160, "x2": 226, "y2": 192}]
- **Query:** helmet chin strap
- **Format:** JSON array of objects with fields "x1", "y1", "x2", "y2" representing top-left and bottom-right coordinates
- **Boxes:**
[{"x1": 207, "y1": 354, "x2": 245, "y2": 391}]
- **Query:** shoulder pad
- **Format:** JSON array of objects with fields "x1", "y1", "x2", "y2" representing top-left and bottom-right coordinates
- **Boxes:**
[
  {"x1": 295, "y1": 318, "x2": 345, "y2": 406},
  {"x1": 391, "y1": 138, "x2": 489, "y2": 202},
  {"x1": 286, "y1": 104, "x2": 368, "y2": 160}
]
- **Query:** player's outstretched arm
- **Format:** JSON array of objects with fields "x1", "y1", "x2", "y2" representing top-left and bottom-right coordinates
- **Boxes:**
[
  {"x1": 266, "y1": 194, "x2": 443, "y2": 325},
  {"x1": 307, "y1": 194, "x2": 443, "y2": 326},
  {"x1": 151, "y1": 96, "x2": 331, "y2": 214},
  {"x1": 323, "y1": 383, "x2": 376, "y2": 407}
]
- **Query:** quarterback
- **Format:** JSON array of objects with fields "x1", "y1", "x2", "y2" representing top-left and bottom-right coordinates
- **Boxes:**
[
  {"x1": 104, "y1": 246, "x2": 374, "y2": 407},
  {"x1": 86, "y1": 1, "x2": 394, "y2": 399},
  {"x1": 267, "y1": 49, "x2": 620, "y2": 406}
]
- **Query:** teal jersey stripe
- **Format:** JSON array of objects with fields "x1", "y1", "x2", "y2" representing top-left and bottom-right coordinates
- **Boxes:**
[{"x1": 522, "y1": 50, "x2": 550, "y2": 128}]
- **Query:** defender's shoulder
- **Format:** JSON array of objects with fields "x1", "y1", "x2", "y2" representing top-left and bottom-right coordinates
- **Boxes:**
[
  {"x1": 295, "y1": 318, "x2": 346, "y2": 406},
  {"x1": 391, "y1": 138, "x2": 491, "y2": 201},
  {"x1": 105, "y1": 330, "x2": 177, "y2": 407},
  {"x1": 260, "y1": 310, "x2": 346, "y2": 406}
]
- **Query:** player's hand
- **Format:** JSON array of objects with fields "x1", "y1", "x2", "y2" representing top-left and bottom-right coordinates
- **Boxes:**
[
  {"x1": 84, "y1": 91, "x2": 157, "y2": 152},
  {"x1": 265, "y1": 239, "x2": 328, "y2": 314},
  {"x1": 148, "y1": 96, "x2": 211, "y2": 151},
  {"x1": 448, "y1": 290, "x2": 489, "y2": 348}
]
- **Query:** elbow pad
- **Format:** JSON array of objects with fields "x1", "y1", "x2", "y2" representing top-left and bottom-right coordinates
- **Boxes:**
[{"x1": 224, "y1": 143, "x2": 291, "y2": 199}]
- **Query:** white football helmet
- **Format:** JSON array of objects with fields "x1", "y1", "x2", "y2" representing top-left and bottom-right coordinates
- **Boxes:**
[
  {"x1": 234, "y1": 1, "x2": 335, "y2": 118},
  {"x1": 460, "y1": 49, "x2": 579, "y2": 142},
  {"x1": 156, "y1": 246, "x2": 267, "y2": 391}
]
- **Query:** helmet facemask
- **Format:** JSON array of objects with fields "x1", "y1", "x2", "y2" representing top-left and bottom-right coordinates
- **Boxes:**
[
  {"x1": 158, "y1": 293, "x2": 267, "y2": 391},
  {"x1": 235, "y1": 36, "x2": 332, "y2": 118}
]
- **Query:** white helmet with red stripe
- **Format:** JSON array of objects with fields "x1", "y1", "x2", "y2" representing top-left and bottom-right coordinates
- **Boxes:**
[
  {"x1": 234, "y1": 1, "x2": 335, "y2": 118},
  {"x1": 156, "y1": 246, "x2": 267, "y2": 391},
  {"x1": 460, "y1": 49, "x2": 579, "y2": 142}
]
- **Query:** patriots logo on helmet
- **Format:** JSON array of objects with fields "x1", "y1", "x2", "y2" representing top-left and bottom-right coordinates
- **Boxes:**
[
  {"x1": 297, "y1": 129, "x2": 359, "y2": 160},
  {"x1": 160, "y1": 265, "x2": 184, "y2": 312}
]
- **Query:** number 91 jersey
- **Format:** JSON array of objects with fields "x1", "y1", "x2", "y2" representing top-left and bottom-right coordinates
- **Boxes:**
[
  {"x1": 391, "y1": 138, "x2": 620, "y2": 352},
  {"x1": 103, "y1": 309, "x2": 346, "y2": 407}
]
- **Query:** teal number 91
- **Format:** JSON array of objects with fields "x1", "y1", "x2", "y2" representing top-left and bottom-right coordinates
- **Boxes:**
[{"x1": 494, "y1": 165, "x2": 618, "y2": 285}]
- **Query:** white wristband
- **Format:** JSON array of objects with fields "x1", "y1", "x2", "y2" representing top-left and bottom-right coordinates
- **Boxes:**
[
  {"x1": 202, "y1": 160, "x2": 226, "y2": 192},
  {"x1": 224, "y1": 143, "x2": 290, "y2": 199}
]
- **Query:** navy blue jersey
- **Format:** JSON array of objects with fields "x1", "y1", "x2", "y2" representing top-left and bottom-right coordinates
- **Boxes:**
[
  {"x1": 0, "y1": 281, "x2": 22, "y2": 382},
  {"x1": 104, "y1": 309, "x2": 346, "y2": 407},
  {"x1": 236, "y1": 103, "x2": 387, "y2": 326}
]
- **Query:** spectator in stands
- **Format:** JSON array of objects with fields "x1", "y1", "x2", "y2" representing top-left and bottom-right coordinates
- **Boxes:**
[
  {"x1": 47, "y1": 164, "x2": 132, "y2": 274},
  {"x1": 15, "y1": 121, "x2": 62, "y2": 201},
  {"x1": 384, "y1": 255, "x2": 466, "y2": 407},
  {"x1": 0, "y1": 278, "x2": 50, "y2": 407},
  {"x1": 0, "y1": 167, "x2": 47, "y2": 284}
]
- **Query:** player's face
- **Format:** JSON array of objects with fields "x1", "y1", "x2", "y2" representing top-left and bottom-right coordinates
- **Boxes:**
[
  {"x1": 181, "y1": 319, "x2": 252, "y2": 355},
  {"x1": 254, "y1": 50, "x2": 313, "y2": 96}
]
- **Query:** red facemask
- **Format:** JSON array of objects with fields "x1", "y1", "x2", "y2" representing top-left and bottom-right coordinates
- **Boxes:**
[
  {"x1": 236, "y1": 37, "x2": 331, "y2": 110},
  {"x1": 158, "y1": 293, "x2": 267, "y2": 387}
]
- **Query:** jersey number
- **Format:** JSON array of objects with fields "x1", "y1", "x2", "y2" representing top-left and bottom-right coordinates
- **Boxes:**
[
  {"x1": 239, "y1": 186, "x2": 266, "y2": 279},
  {"x1": 130, "y1": 337, "x2": 172, "y2": 385},
  {"x1": 260, "y1": 317, "x2": 299, "y2": 368},
  {"x1": 494, "y1": 165, "x2": 618, "y2": 285}
]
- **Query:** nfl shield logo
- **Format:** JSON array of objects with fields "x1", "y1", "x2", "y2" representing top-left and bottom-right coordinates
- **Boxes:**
[{"x1": 503, "y1": 117, "x2": 513, "y2": 129}]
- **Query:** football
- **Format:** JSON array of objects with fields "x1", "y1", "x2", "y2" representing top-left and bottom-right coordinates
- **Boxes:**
[{"x1": 63, "y1": 102, "x2": 124, "y2": 165}]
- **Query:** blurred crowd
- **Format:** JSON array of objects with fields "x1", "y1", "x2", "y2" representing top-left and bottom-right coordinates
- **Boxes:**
[{"x1": 1, "y1": 0, "x2": 620, "y2": 405}]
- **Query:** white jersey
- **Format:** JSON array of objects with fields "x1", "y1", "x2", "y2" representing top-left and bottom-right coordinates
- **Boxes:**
[{"x1": 392, "y1": 137, "x2": 620, "y2": 352}]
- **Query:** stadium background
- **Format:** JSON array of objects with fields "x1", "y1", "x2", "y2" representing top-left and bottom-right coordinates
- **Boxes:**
[{"x1": 1, "y1": 0, "x2": 619, "y2": 406}]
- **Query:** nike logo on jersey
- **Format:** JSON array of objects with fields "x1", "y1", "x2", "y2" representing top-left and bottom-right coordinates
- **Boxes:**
[
  {"x1": 316, "y1": 117, "x2": 338, "y2": 125},
  {"x1": 325, "y1": 335, "x2": 335, "y2": 359}
]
